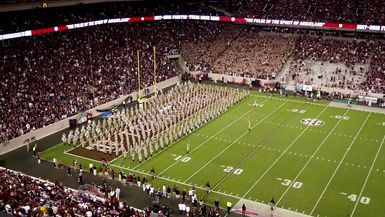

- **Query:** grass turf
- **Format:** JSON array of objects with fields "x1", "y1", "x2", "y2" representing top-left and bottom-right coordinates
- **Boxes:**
[{"x1": 41, "y1": 91, "x2": 385, "y2": 217}]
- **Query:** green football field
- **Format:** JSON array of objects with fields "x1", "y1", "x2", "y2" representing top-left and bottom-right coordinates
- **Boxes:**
[{"x1": 41, "y1": 92, "x2": 385, "y2": 217}]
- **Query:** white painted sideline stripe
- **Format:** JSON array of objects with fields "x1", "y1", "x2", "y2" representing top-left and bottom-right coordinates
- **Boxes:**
[
  {"x1": 276, "y1": 108, "x2": 352, "y2": 205},
  {"x1": 309, "y1": 113, "x2": 371, "y2": 215},
  {"x1": 350, "y1": 134, "x2": 385, "y2": 217},
  {"x1": 157, "y1": 97, "x2": 271, "y2": 176},
  {"x1": 184, "y1": 100, "x2": 289, "y2": 182},
  {"x1": 242, "y1": 104, "x2": 329, "y2": 198}
]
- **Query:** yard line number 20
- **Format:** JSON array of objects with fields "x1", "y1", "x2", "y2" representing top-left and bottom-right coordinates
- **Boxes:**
[
  {"x1": 223, "y1": 166, "x2": 244, "y2": 175},
  {"x1": 174, "y1": 155, "x2": 191, "y2": 162}
]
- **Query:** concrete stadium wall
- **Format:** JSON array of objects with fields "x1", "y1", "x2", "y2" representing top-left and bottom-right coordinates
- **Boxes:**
[
  {"x1": 190, "y1": 71, "x2": 284, "y2": 86},
  {"x1": 190, "y1": 71, "x2": 384, "y2": 99},
  {"x1": 0, "y1": 76, "x2": 180, "y2": 155}
]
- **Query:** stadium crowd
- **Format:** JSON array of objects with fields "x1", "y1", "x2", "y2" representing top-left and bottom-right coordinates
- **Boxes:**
[
  {"x1": 0, "y1": 168, "x2": 144, "y2": 216},
  {"x1": 1, "y1": 1, "x2": 385, "y2": 142},
  {"x1": 362, "y1": 42, "x2": 385, "y2": 93},
  {"x1": 293, "y1": 37, "x2": 372, "y2": 66},
  {"x1": 2, "y1": 20, "x2": 385, "y2": 142},
  {"x1": 213, "y1": 30, "x2": 294, "y2": 79},
  {"x1": 0, "y1": 22, "x2": 178, "y2": 140},
  {"x1": 182, "y1": 25, "x2": 295, "y2": 79},
  {"x1": 181, "y1": 24, "x2": 242, "y2": 73},
  {"x1": 281, "y1": 36, "x2": 373, "y2": 88}
]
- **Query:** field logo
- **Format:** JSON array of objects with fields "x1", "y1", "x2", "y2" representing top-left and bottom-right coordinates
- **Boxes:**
[{"x1": 301, "y1": 118, "x2": 324, "y2": 126}]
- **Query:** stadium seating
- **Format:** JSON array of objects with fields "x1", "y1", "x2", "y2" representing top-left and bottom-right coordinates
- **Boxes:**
[
  {"x1": 0, "y1": 168, "x2": 142, "y2": 216},
  {"x1": 279, "y1": 36, "x2": 373, "y2": 89},
  {"x1": 0, "y1": 22, "x2": 178, "y2": 140},
  {"x1": 362, "y1": 42, "x2": 385, "y2": 93},
  {"x1": 212, "y1": 30, "x2": 295, "y2": 79},
  {"x1": 1, "y1": 0, "x2": 385, "y2": 142}
]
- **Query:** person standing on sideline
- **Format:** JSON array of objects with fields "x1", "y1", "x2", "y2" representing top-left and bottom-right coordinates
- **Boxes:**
[
  {"x1": 115, "y1": 187, "x2": 121, "y2": 200},
  {"x1": 37, "y1": 152, "x2": 41, "y2": 164},
  {"x1": 214, "y1": 199, "x2": 219, "y2": 210},
  {"x1": 111, "y1": 169, "x2": 115, "y2": 180},
  {"x1": 26, "y1": 141, "x2": 30, "y2": 152},
  {"x1": 89, "y1": 163, "x2": 93, "y2": 174},
  {"x1": 67, "y1": 167, "x2": 72, "y2": 176},
  {"x1": 150, "y1": 167, "x2": 156, "y2": 179},
  {"x1": 242, "y1": 204, "x2": 246, "y2": 216},
  {"x1": 269, "y1": 197, "x2": 275, "y2": 211},
  {"x1": 226, "y1": 201, "x2": 232, "y2": 214},
  {"x1": 205, "y1": 181, "x2": 211, "y2": 194},
  {"x1": 32, "y1": 144, "x2": 37, "y2": 157},
  {"x1": 162, "y1": 184, "x2": 167, "y2": 197},
  {"x1": 78, "y1": 172, "x2": 83, "y2": 185}
]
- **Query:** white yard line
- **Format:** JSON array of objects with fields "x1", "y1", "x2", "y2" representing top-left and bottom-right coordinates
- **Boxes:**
[
  {"x1": 242, "y1": 104, "x2": 330, "y2": 198},
  {"x1": 350, "y1": 134, "x2": 385, "y2": 217},
  {"x1": 64, "y1": 145, "x2": 121, "y2": 164},
  {"x1": 108, "y1": 155, "x2": 121, "y2": 164},
  {"x1": 65, "y1": 145, "x2": 78, "y2": 153},
  {"x1": 42, "y1": 141, "x2": 74, "y2": 153},
  {"x1": 184, "y1": 100, "x2": 289, "y2": 182},
  {"x1": 156, "y1": 97, "x2": 272, "y2": 176},
  {"x1": 64, "y1": 151, "x2": 103, "y2": 163},
  {"x1": 309, "y1": 113, "x2": 371, "y2": 215},
  {"x1": 276, "y1": 108, "x2": 352, "y2": 205}
]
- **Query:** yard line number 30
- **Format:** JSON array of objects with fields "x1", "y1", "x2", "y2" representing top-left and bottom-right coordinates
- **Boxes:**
[{"x1": 278, "y1": 178, "x2": 303, "y2": 189}]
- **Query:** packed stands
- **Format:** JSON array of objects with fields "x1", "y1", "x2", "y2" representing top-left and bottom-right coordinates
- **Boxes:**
[
  {"x1": 181, "y1": 25, "x2": 295, "y2": 79},
  {"x1": 0, "y1": 22, "x2": 178, "y2": 140},
  {"x1": 1, "y1": 0, "x2": 385, "y2": 142},
  {"x1": 213, "y1": 30, "x2": 295, "y2": 79},
  {"x1": 293, "y1": 37, "x2": 371, "y2": 66},
  {"x1": 280, "y1": 36, "x2": 374, "y2": 90},
  {"x1": 2, "y1": 20, "x2": 385, "y2": 142},
  {"x1": 0, "y1": 168, "x2": 144, "y2": 216},
  {"x1": 181, "y1": 23, "x2": 242, "y2": 73},
  {"x1": 362, "y1": 42, "x2": 385, "y2": 93}
]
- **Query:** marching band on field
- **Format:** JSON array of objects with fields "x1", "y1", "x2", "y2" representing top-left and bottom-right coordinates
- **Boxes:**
[{"x1": 62, "y1": 82, "x2": 249, "y2": 163}]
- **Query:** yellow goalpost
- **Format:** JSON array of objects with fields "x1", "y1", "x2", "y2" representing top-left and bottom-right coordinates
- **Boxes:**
[{"x1": 137, "y1": 46, "x2": 157, "y2": 104}]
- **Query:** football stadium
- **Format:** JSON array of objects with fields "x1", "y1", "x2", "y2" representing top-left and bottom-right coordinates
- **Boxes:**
[{"x1": 0, "y1": 1, "x2": 385, "y2": 217}]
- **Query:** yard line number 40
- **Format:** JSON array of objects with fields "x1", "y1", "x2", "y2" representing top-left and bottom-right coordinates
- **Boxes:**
[{"x1": 341, "y1": 192, "x2": 371, "y2": 205}]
